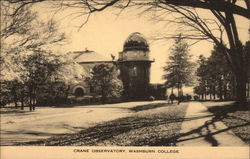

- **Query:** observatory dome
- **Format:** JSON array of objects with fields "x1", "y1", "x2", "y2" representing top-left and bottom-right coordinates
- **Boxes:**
[{"x1": 123, "y1": 32, "x2": 149, "y2": 51}]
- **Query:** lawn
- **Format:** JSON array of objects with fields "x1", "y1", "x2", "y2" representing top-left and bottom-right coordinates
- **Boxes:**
[
  {"x1": 203, "y1": 101, "x2": 250, "y2": 144},
  {"x1": 19, "y1": 102, "x2": 188, "y2": 146}
]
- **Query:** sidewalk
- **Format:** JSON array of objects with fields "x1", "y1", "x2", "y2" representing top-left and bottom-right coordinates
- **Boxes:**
[{"x1": 177, "y1": 102, "x2": 247, "y2": 146}]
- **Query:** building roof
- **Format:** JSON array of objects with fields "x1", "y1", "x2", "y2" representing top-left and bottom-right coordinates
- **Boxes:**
[
  {"x1": 123, "y1": 32, "x2": 149, "y2": 51},
  {"x1": 72, "y1": 49, "x2": 112, "y2": 63},
  {"x1": 125, "y1": 32, "x2": 148, "y2": 44}
]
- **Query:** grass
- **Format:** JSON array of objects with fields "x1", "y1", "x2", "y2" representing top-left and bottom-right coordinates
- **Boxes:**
[
  {"x1": 18, "y1": 102, "x2": 188, "y2": 146},
  {"x1": 203, "y1": 101, "x2": 250, "y2": 144}
]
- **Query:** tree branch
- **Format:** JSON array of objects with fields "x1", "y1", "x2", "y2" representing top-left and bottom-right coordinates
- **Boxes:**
[{"x1": 162, "y1": 0, "x2": 249, "y2": 19}]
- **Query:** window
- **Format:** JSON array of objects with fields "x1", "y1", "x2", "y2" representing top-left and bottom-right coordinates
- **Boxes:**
[{"x1": 130, "y1": 66, "x2": 137, "y2": 76}]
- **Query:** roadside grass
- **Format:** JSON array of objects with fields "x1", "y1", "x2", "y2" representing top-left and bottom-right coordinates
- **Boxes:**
[
  {"x1": 203, "y1": 101, "x2": 250, "y2": 144},
  {"x1": 19, "y1": 102, "x2": 188, "y2": 146}
]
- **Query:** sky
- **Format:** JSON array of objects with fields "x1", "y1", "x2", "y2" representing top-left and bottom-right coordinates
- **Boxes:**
[{"x1": 34, "y1": 2, "x2": 249, "y2": 89}]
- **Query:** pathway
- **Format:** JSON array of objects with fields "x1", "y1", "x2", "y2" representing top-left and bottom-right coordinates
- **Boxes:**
[{"x1": 177, "y1": 102, "x2": 247, "y2": 146}]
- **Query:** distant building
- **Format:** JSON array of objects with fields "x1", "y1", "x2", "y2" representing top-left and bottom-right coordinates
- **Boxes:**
[{"x1": 69, "y1": 32, "x2": 154, "y2": 101}]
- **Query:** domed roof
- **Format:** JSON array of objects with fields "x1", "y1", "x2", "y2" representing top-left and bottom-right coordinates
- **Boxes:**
[{"x1": 123, "y1": 32, "x2": 149, "y2": 51}]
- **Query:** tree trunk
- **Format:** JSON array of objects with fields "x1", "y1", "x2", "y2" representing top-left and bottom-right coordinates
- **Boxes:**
[
  {"x1": 218, "y1": 78, "x2": 223, "y2": 100},
  {"x1": 12, "y1": 85, "x2": 18, "y2": 108},
  {"x1": 29, "y1": 98, "x2": 32, "y2": 111},
  {"x1": 21, "y1": 90, "x2": 24, "y2": 110},
  {"x1": 21, "y1": 98, "x2": 24, "y2": 110},
  {"x1": 181, "y1": 87, "x2": 183, "y2": 96},
  {"x1": 178, "y1": 86, "x2": 180, "y2": 98},
  {"x1": 32, "y1": 87, "x2": 36, "y2": 111},
  {"x1": 247, "y1": 82, "x2": 250, "y2": 98},
  {"x1": 224, "y1": 83, "x2": 228, "y2": 100},
  {"x1": 204, "y1": 90, "x2": 207, "y2": 100},
  {"x1": 235, "y1": 72, "x2": 247, "y2": 103},
  {"x1": 65, "y1": 85, "x2": 70, "y2": 103},
  {"x1": 232, "y1": 75, "x2": 236, "y2": 99},
  {"x1": 14, "y1": 97, "x2": 18, "y2": 108},
  {"x1": 101, "y1": 85, "x2": 106, "y2": 104},
  {"x1": 29, "y1": 85, "x2": 33, "y2": 111}
]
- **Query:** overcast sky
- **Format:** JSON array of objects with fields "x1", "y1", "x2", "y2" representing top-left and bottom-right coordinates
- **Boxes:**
[{"x1": 34, "y1": 2, "x2": 249, "y2": 85}]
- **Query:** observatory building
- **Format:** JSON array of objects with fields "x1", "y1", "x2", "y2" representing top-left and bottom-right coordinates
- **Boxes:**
[
  {"x1": 70, "y1": 32, "x2": 154, "y2": 101},
  {"x1": 118, "y1": 32, "x2": 154, "y2": 100}
]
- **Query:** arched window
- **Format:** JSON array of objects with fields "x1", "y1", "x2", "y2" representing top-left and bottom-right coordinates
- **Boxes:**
[
  {"x1": 74, "y1": 88, "x2": 85, "y2": 97},
  {"x1": 132, "y1": 66, "x2": 137, "y2": 76},
  {"x1": 130, "y1": 66, "x2": 137, "y2": 77}
]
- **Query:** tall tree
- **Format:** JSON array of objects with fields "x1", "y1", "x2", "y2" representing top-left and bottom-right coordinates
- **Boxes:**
[
  {"x1": 194, "y1": 55, "x2": 208, "y2": 100},
  {"x1": 163, "y1": 35, "x2": 195, "y2": 97},
  {"x1": 87, "y1": 64, "x2": 123, "y2": 104}
]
